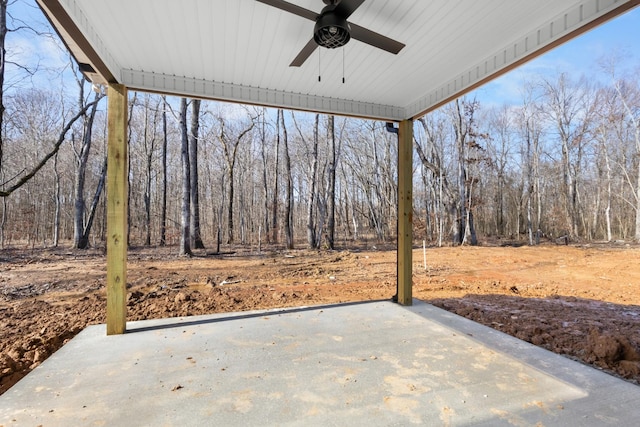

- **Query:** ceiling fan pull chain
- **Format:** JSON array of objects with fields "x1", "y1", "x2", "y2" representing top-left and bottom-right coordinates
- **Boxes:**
[
  {"x1": 342, "y1": 46, "x2": 345, "y2": 84},
  {"x1": 318, "y1": 48, "x2": 321, "y2": 82}
]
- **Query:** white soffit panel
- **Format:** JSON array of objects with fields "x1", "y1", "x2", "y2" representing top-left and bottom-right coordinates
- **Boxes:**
[
  {"x1": 38, "y1": 0, "x2": 639, "y2": 121},
  {"x1": 404, "y1": 0, "x2": 640, "y2": 118}
]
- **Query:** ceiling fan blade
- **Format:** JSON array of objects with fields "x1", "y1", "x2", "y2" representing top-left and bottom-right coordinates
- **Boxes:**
[
  {"x1": 349, "y1": 23, "x2": 405, "y2": 55},
  {"x1": 290, "y1": 38, "x2": 318, "y2": 67},
  {"x1": 255, "y1": 0, "x2": 318, "y2": 21},
  {"x1": 334, "y1": 0, "x2": 366, "y2": 18}
]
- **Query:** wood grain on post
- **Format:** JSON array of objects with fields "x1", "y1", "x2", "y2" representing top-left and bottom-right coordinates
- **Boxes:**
[
  {"x1": 106, "y1": 83, "x2": 128, "y2": 335},
  {"x1": 397, "y1": 119, "x2": 413, "y2": 305}
]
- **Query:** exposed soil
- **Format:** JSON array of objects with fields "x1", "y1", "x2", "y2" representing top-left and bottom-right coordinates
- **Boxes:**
[{"x1": 2, "y1": 242, "x2": 640, "y2": 396}]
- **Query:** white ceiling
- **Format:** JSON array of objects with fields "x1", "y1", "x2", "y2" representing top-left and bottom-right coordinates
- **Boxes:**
[{"x1": 38, "y1": 0, "x2": 639, "y2": 121}]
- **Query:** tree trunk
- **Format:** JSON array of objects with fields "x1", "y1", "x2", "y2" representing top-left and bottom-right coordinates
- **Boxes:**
[
  {"x1": 527, "y1": 196, "x2": 533, "y2": 245},
  {"x1": 179, "y1": 98, "x2": 192, "y2": 256},
  {"x1": 524, "y1": 117, "x2": 534, "y2": 245},
  {"x1": 142, "y1": 96, "x2": 157, "y2": 247},
  {"x1": 604, "y1": 142, "x2": 612, "y2": 242},
  {"x1": 450, "y1": 99, "x2": 480, "y2": 245},
  {"x1": 282, "y1": 110, "x2": 294, "y2": 249},
  {"x1": 53, "y1": 152, "x2": 61, "y2": 247},
  {"x1": 635, "y1": 155, "x2": 640, "y2": 241},
  {"x1": 0, "y1": 197, "x2": 5, "y2": 248},
  {"x1": 72, "y1": 132, "x2": 86, "y2": 247},
  {"x1": 189, "y1": 99, "x2": 204, "y2": 248},
  {"x1": 227, "y1": 165, "x2": 235, "y2": 244},
  {"x1": 466, "y1": 181, "x2": 478, "y2": 246},
  {"x1": 126, "y1": 93, "x2": 137, "y2": 246},
  {"x1": 533, "y1": 124, "x2": 542, "y2": 236},
  {"x1": 160, "y1": 96, "x2": 168, "y2": 246},
  {"x1": 271, "y1": 110, "x2": 281, "y2": 243},
  {"x1": 74, "y1": 91, "x2": 102, "y2": 249},
  {"x1": 327, "y1": 115, "x2": 336, "y2": 249},
  {"x1": 78, "y1": 156, "x2": 107, "y2": 248},
  {"x1": 438, "y1": 167, "x2": 444, "y2": 247},
  {"x1": 143, "y1": 150, "x2": 152, "y2": 246},
  {"x1": 0, "y1": 0, "x2": 7, "y2": 177},
  {"x1": 259, "y1": 109, "x2": 270, "y2": 243},
  {"x1": 306, "y1": 114, "x2": 319, "y2": 248},
  {"x1": 596, "y1": 123, "x2": 613, "y2": 241},
  {"x1": 453, "y1": 100, "x2": 467, "y2": 245}
]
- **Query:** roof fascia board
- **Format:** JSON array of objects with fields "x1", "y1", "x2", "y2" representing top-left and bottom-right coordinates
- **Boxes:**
[
  {"x1": 121, "y1": 69, "x2": 407, "y2": 121},
  {"x1": 37, "y1": 0, "x2": 120, "y2": 84},
  {"x1": 404, "y1": 0, "x2": 640, "y2": 120}
]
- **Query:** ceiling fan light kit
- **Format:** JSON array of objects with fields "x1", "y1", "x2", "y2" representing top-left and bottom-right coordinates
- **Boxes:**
[{"x1": 314, "y1": 7, "x2": 351, "y2": 48}]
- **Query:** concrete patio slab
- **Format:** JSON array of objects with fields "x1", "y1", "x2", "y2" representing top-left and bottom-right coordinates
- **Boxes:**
[{"x1": 1, "y1": 299, "x2": 639, "y2": 426}]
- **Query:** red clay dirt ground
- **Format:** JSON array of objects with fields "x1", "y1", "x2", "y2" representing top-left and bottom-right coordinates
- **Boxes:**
[{"x1": 2, "y1": 243, "x2": 640, "y2": 396}]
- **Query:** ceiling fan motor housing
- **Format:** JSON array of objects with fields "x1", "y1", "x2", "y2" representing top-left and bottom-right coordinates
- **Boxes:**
[{"x1": 314, "y1": 7, "x2": 351, "y2": 48}]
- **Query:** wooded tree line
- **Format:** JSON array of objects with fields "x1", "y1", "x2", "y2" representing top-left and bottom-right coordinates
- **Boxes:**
[
  {"x1": 1, "y1": 62, "x2": 640, "y2": 250},
  {"x1": 414, "y1": 65, "x2": 640, "y2": 245},
  {"x1": 1, "y1": 3, "x2": 639, "y2": 250}
]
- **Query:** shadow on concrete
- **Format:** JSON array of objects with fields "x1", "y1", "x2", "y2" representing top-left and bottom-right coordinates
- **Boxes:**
[{"x1": 126, "y1": 298, "x2": 391, "y2": 334}]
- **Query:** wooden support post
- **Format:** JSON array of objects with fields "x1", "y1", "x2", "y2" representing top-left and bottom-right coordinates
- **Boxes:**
[
  {"x1": 397, "y1": 119, "x2": 413, "y2": 305},
  {"x1": 106, "y1": 83, "x2": 128, "y2": 335}
]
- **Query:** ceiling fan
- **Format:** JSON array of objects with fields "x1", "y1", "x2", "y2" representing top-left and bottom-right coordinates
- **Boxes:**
[{"x1": 256, "y1": 0, "x2": 405, "y2": 67}]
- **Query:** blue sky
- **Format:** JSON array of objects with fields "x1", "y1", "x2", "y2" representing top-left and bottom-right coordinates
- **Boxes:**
[
  {"x1": 473, "y1": 7, "x2": 640, "y2": 107},
  {"x1": 5, "y1": 1, "x2": 72, "y2": 92}
]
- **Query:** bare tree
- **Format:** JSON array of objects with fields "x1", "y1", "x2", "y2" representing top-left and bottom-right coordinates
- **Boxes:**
[
  {"x1": 189, "y1": 99, "x2": 204, "y2": 248},
  {"x1": 271, "y1": 109, "x2": 281, "y2": 243},
  {"x1": 0, "y1": 0, "x2": 7, "y2": 176},
  {"x1": 415, "y1": 114, "x2": 456, "y2": 246},
  {"x1": 485, "y1": 106, "x2": 514, "y2": 237},
  {"x1": 52, "y1": 151, "x2": 61, "y2": 246},
  {"x1": 326, "y1": 115, "x2": 336, "y2": 249},
  {"x1": 135, "y1": 94, "x2": 162, "y2": 246},
  {"x1": 540, "y1": 74, "x2": 597, "y2": 238},
  {"x1": 217, "y1": 114, "x2": 255, "y2": 244},
  {"x1": 515, "y1": 91, "x2": 543, "y2": 244},
  {"x1": 160, "y1": 95, "x2": 168, "y2": 246},
  {"x1": 449, "y1": 98, "x2": 484, "y2": 245},
  {"x1": 72, "y1": 77, "x2": 105, "y2": 248},
  {"x1": 178, "y1": 97, "x2": 192, "y2": 256},
  {"x1": 612, "y1": 79, "x2": 640, "y2": 240},
  {"x1": 126, "y1": 92, "x2": 137, "y2": 244},
  {"x1": 594, "y1": 86, "x2": 616, "y2": 241},
  {"x1": 281, "y1": 109, "x2": 294, "y2": 249},
  {"x1": 257, "y1": 108, "x2": 271, "y2": 244},
  {"x1": 293, "y1": 112, "x2": 320, "y2": 248},
  {"x1": 78, "y1": 156, "x2": 107, "y2": 248},
  {"x1": 0, "y1": 96, "x2": 101, "y2": 198},
  {"x1": 346, "y1": 122, "x2": 397, "y2": 241}
]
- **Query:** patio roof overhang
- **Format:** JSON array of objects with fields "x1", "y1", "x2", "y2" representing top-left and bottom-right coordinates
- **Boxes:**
[
  {"x1": 35, "y1": 0, "x2": 640, "y2": 334},
  {"x1": 37, "y1": 0, "x2": 640, "y2": 122}
]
